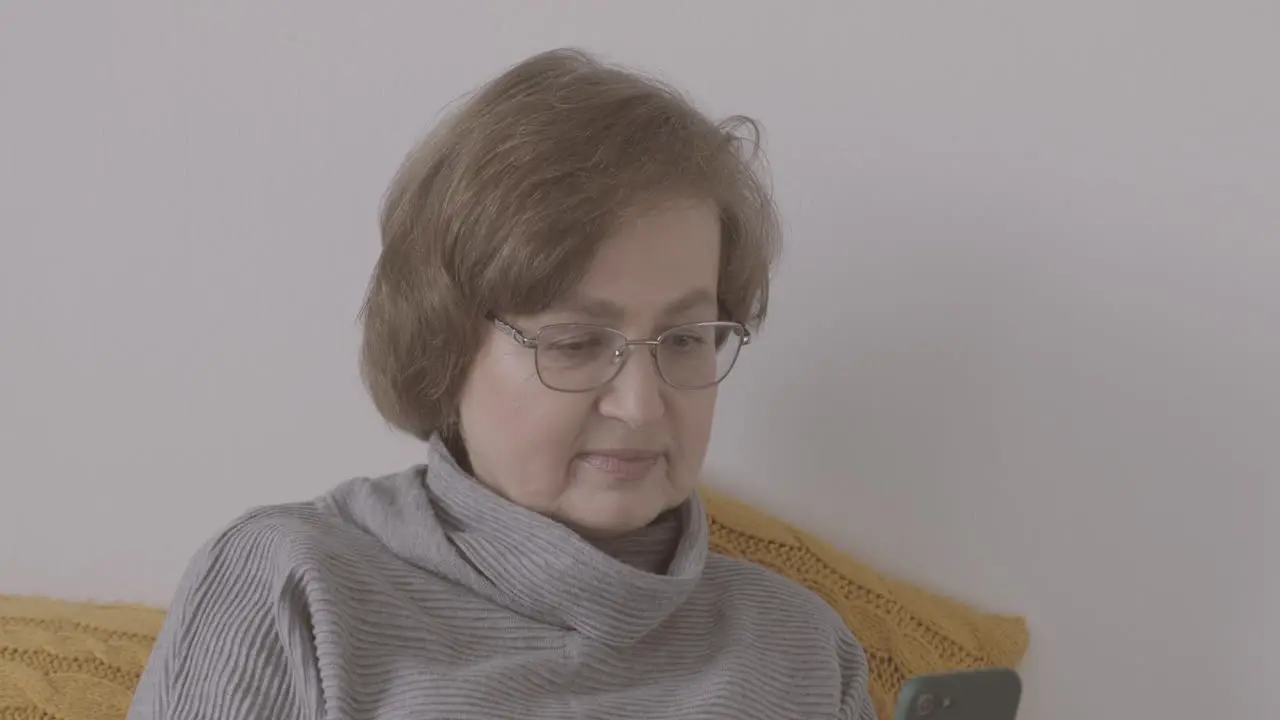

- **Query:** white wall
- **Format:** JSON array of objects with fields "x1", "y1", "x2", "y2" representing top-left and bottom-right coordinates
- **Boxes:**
[{"x1": 2, "y1": 2, "x2": 1277, "y2": 718}]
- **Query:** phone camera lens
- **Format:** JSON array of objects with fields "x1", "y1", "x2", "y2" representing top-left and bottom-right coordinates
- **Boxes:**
[{"x1": 915, "y1": 693, "x2": 937, "y2": 716}]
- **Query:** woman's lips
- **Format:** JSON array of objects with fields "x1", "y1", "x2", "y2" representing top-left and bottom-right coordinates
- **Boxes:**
[{"x1": 577, "y1": 452, "x2": 662, "y2": 481}]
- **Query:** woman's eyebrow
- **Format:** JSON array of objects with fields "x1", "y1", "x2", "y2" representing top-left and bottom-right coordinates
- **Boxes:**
[{"x1": 552, "y1": 289, "x2": 717, "y2": 322}]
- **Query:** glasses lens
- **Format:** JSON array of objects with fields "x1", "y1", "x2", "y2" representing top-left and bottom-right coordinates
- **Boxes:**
[
  {"x1": 656, "y1": 322, "x2": 745, "y2": 389},
  {"x1": 534, "y1": 325, "x2": 627, "y2": 391}
]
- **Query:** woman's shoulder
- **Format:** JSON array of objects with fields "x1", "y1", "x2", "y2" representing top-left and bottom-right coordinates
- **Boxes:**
[
  {"x1": 695, "y1": 553, "x2": 872, "y2": 709},
  {"x1": 133, "y1": 477, "x2": 411, "y2": 719},
  {"x1": 178, "y1": 471, "x2": 422, "y2": 592},
  {"x1": 196, "y1": 499, "x2": 344, "y2": 564}
]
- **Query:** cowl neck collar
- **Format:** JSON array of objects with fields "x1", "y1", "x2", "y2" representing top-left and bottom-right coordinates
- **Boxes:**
[{"x1": 332, "y1": 436, "x2": 708, "y2": 647}]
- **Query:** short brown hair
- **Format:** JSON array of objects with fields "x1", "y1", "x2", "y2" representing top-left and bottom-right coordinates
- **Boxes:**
[{"x1": 360, "y1": 48, "x2": 781, "y2": 441}]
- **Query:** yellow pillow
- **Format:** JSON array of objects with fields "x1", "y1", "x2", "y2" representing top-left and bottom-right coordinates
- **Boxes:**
[
  {"x1": 1, "y1": 491, "x2": 1027, "y2": 720},
  {"x1": 0, "y1": 594, "x2": 163, "y2": 720}
]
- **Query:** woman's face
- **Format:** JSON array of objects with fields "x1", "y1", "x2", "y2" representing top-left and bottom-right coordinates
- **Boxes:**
[{"x1": 457, "y1": 198, "x2": 722, "y2": 536}]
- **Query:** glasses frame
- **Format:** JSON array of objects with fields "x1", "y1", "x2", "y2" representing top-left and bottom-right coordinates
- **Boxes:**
[{"x1": 489, "y1": 315, "x2": 752, "y2": 393}]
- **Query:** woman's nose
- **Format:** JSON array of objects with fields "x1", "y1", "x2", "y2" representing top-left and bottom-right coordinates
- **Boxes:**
[{"x1": 595, "y1": 347, "x2": 666, "y2": 429}]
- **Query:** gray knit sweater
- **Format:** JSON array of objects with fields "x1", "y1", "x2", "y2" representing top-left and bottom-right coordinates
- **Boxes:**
[{"x1": 129, "y1": 438, "x2": 877, "y2": 719}]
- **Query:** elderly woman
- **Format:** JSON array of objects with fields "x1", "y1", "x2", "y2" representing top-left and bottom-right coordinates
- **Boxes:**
[{"x1": 129, "y1": 49, "x2": 876, "y2": 720}]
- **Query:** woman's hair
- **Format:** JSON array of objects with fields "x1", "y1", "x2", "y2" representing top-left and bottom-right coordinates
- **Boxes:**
[{"x1": 360, "y1": 48, "x2": 781, "y2": 441}]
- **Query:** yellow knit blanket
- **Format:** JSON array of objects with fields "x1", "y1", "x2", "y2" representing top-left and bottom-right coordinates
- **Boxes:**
[{"x1": 1, "y1": 489, "x2": 1027, "y2": 720}]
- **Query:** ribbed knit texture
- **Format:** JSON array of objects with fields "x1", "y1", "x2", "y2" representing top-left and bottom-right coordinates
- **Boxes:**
[
  {"x1": 0, "y1": 490, "x2": 1027, "y2": 720},
  {"x1": 124, "y1": 437, "x2": 877, "y2": 719}
]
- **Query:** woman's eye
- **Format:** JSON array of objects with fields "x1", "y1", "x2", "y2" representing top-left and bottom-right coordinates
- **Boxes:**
[
  {"x1": 549, "y1": 335, "x2": 606, "y2": 354},
  {"x1": 668, "y1": 332, "x2": 708, "y2": 350}
]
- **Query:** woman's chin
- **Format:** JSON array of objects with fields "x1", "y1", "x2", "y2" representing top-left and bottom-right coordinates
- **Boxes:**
[{"x1": 562, "y1": 493, "x2": 667, "y2": 537}]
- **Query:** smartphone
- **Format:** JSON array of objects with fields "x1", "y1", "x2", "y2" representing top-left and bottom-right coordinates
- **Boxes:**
[{"x1": 892, "y1": 668, "x2": 1022, "y2": 720}]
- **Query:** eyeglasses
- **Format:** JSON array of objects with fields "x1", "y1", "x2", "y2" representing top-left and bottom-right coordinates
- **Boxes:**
[{"x1": 490, "y1": 315, "x2": 751, "y2": 392}]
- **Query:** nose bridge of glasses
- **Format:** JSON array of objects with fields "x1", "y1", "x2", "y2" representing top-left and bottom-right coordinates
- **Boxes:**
[
  {"x1": 611, "y1": 336, "x2": 660, "y2": 363},
  {"x1": 603, "y1": 335, "x2": 663, "y2": 382},
  {"x1": 624, "y1": 337, "x2": 664, "y2": 349}
]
